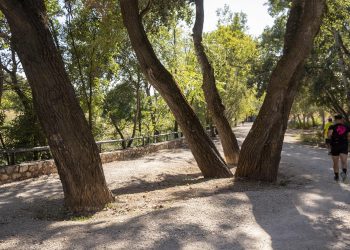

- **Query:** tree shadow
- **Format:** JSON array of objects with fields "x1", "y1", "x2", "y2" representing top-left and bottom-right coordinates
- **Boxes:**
[
  {"x1": 110, "y1": 172, "x2": 205, "y2": 196},
  {"x1": 2, "y1": 132, "x2": 350, "y2": 249},
  {"x1": 228, "y1": 141, "x2": 350, "y2": 249},
  {"x1": 0, "y1": 198, "x2": 258, "y2": 249}
]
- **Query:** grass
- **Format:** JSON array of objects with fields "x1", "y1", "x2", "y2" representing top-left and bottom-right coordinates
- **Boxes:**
[{"x1": 299, "y1": 130, "x2": 324, "y2": 147}]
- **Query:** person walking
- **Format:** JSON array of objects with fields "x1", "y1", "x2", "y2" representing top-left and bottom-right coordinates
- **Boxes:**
[
  {"x1": 327, "y1": 114, "x2": 350, "y2": 181},
  {"x1": 324, "y1": 117, "x2": 333, "y2": 154}
]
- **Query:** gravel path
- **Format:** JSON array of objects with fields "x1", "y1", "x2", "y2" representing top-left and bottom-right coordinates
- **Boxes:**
[{"x1": 0, "y1": 123, "x2": 349, "y2": 250}]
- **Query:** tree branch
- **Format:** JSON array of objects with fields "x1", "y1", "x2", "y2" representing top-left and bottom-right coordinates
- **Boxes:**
[{"x1": 139, "y1": 0, "x2": 152, "y2": 18}]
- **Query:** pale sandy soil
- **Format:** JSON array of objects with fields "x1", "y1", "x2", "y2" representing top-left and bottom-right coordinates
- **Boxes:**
[{"x1": 0, "y1": 124, "x2": 349, "y2": 250}]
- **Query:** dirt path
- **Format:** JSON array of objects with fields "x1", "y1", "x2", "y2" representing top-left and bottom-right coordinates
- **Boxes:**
[{"x1": 0, "y1": 123, "x2": 349, "y2": 249}]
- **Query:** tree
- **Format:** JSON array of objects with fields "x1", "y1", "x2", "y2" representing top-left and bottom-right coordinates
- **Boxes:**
[
  {"x1": 235, "y1": 0, "x2": 326, "y2": 182},
  {"x1": 204, "y1": 18, "x2": 260, "y2": 125},
  {"x1": 0, "y1": 0, "x2": 113, "y2": 212},
  {"x1": 64, "y1": 0, "x2": 123, "y2": 137},
  {"x1": 192, "y1": 0, "x2": 240, "y2": 165},
  {"x1": 120, "y1": 0, "x2": 232, "y2": 178},
  {"x1": 103, "y1": 83, "x2": 137, "y2": 149}
]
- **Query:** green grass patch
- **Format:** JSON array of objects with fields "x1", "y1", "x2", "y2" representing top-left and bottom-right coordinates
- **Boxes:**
[{"x1": 300, "y1": 130, "x2": 324, "y2": 146}]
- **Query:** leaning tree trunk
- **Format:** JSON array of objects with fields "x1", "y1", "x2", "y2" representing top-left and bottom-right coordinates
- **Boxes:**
[
  {"x1": 192, "y1": 0, "x2": 240, "y2": 165},
  {"x1": 0, "y1": 0, "x2": 113, "y2": 212},
  {"x1": 120, "y1": 0, "x2": 232, "y2": 177},
  {"x1": 235, "y1": 0, "x2": 326, "y2": 182}
]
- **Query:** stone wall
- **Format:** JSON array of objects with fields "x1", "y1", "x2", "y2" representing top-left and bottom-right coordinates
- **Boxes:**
[{"x1": 0, "y1": 138, "x2": 185, "y2": 185}]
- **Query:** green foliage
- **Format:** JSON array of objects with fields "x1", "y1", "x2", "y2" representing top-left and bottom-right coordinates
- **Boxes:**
[
  {"x1": 205, "y1": 20, "x2": 261, "y2": 124},
  {"x1": 216, "y1": 5, "x2": 248, "y2": 32},
  {"x1": 104, "y1": 83, "x2": 135, "y2": 124}
]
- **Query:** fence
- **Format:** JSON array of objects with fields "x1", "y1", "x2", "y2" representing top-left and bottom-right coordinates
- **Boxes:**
[{"x1": 0, "y1": 131, "x2": 184, "y2": 167}]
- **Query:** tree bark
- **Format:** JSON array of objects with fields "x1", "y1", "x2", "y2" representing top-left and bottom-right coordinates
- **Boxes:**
[
  {"x1": 192, "y1": 0, "x2": 240, "y2": 165},
  {"x1": 120, "y1": 0, "x2": 232, "y2": 177},
  {"x1": 0, "y1": 0, "x2": 113, "y2": 212},
  {"x1": 320, "y1": 110, "x2": 325, "y2": 129},
  {"x1": 235, "y1": 0, "x2": 326, "y2": 182},
  {"x1": 127, "y1": 83, "x2": 140, "y2": 148},
  {"x1": 310, "y1": 114, "x2": 316, "y2": 127},
  {"x1": 297, "y1": 114, "x2": 302, "y2": 127}
]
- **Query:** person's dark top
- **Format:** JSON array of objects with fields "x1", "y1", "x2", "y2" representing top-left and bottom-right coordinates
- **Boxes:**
[{"x1": 329, "y1": 123, "x2": 350, "y2": 145}]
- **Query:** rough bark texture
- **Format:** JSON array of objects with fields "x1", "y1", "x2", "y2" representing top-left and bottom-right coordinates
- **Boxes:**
[
  {"x1": 0, "y1": 0, "x2": 113, "y2": 212},
  {"x1": 120, "y1": 0, "x2": 232, "y2": 177},
  {"x1": 192, "y1": 0, "x2": 240, "y2": 165},
  {"x1": 235, "y1": 0, "x2": 326, "y2": 182}
]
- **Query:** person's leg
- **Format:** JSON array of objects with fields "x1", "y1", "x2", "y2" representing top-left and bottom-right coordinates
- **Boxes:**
[
  {"x1": 340, "y1": 153, "x2": 348, "y2": 171},
  {"x1": 340, "y1": 152, "x2": 348, "y2": 181},
  {"x1": 325, "y1": 139, "x2": 331, "y2": 154},
  {"x1": 332, "y1": 155, "x2": 340, "y2": 181}
]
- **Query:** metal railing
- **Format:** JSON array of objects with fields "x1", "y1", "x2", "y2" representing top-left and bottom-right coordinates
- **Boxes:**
[{"x1": 0, "y1": 131, "x2": 184, "y2": 167}]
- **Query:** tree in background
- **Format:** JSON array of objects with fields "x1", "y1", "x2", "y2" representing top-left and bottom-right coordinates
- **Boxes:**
[
  {"x1": 64, "y1": 0, "x2": 123, "y2": 137},
  {"x1": 204, "y1": 10, "x2": 261, "y2": 125}
]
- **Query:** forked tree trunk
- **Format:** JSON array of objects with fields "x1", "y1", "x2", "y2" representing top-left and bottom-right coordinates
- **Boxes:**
[
  {"x1": 235, "y1": 0, "x2": 326, "y2": 182},
  {"x1": 120, "y1": 0, "x2": 232, "y2": 177},
  {"x1": 0, "y1": 0, "x2": 113, "y2": 212},
  {"x1": 192, "y1": 0, "x2": 240, "y2": 165}
]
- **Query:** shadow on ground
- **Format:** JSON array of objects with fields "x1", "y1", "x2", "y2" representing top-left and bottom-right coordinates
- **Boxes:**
[{"x1": 1, "y1": 126, "x2": 350, "y2": 249}]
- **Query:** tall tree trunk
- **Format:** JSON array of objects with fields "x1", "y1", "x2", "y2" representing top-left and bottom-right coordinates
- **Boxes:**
[
  {"x1": 127, "y1": 83, "x2": 140, "y2": 148},
  {"x1": 310, "y1": 114, "x2": 316, "y2": 127},
  {"x1": 144, "y1": 82, "x2": 157, "y2": 134},
  {"x1": 297, "y1": 114, "x2": 302, "y2": 127},
  {"x1": 303, "y1": 115, "x2": 307, "y2": 128},
  {"x1": 120, "y1": 0, "x2": 232, "y2": 177},
  {"x1": 235, "y1": 0, "x2": 326, "y2": 182},
  {"x1": 320, "y1": 110, "x2": 325, "y2": 129},
  {"x1": 192, "y1": 0, "x2": 240, "y2": 165},
  {"x1": 87, "y1": 44, "x2": 96, "y2": 131},
  {"x1": 0, "y1": 0, "x2": 113, "y2": 212}
]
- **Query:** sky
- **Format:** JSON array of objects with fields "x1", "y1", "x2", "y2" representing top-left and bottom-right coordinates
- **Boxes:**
[{"x1": 203, "y1": 0, "x2": 275, "y2": 37}]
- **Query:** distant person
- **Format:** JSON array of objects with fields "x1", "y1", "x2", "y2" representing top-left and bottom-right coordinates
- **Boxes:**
[
  {"x1": 328, "y1": 114, "x2": 350, "y2": 181},
  {"x1": 324, "y1": 117, "x2": 333, "y2": 154}
]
